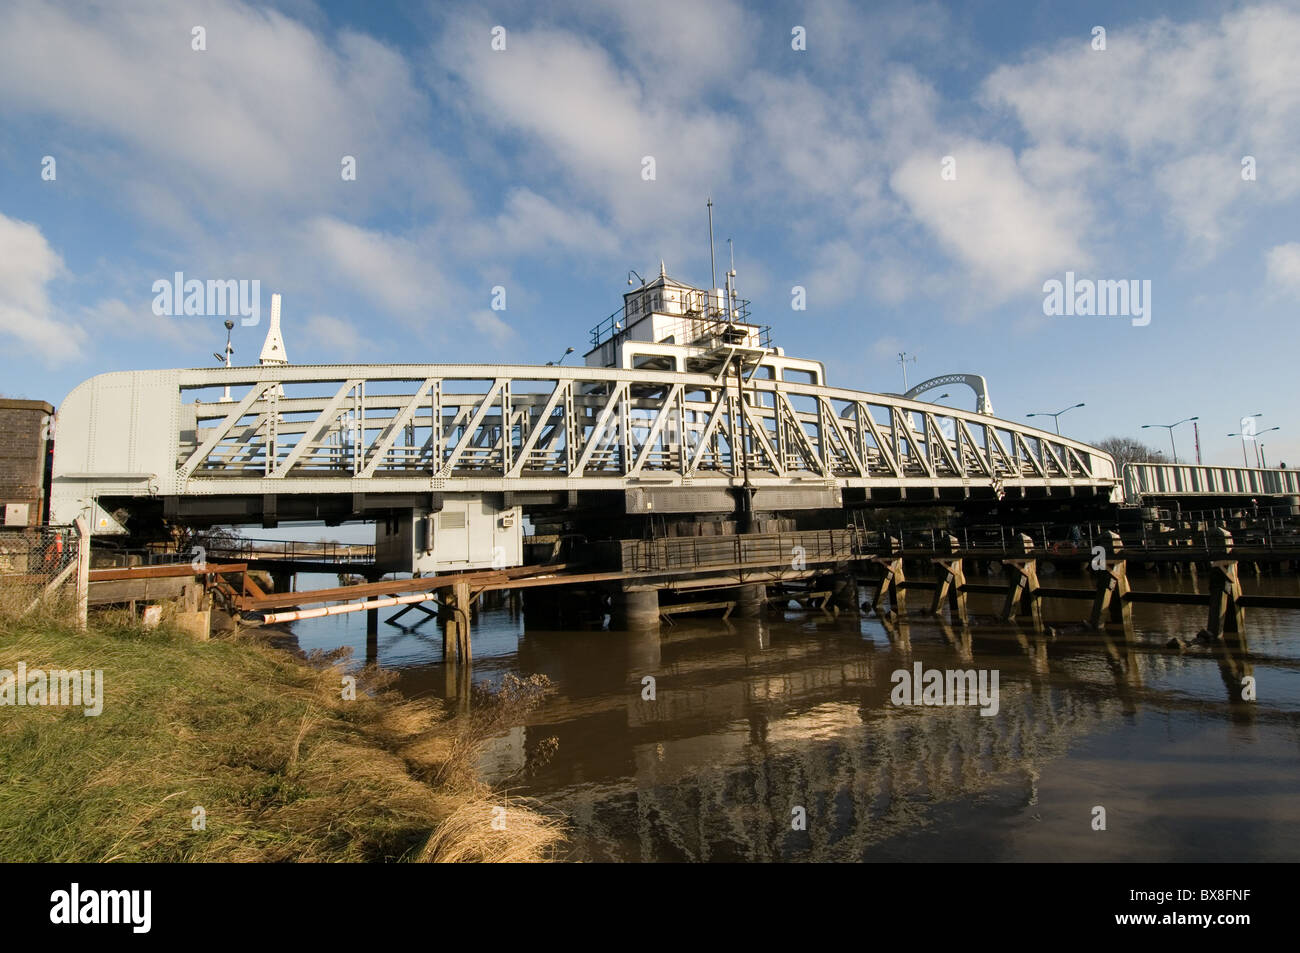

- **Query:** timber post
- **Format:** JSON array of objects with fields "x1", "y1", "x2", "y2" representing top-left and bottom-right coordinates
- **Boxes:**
[
  {"x1": 930, "y1": 533, "x2": 967, "y2": 623},
  {"x1": 1088, "y1": 530, "x2": 1131, "y2": 629},
  {"x1": 870, "y1": 537, "x2": 906, "y2": 617},
  {"x1": 1001, "y1": 533, "x2": 1041, "y2": 624}
]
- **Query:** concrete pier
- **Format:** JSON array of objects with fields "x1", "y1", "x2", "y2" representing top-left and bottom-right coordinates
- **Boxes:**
[
  {"x1": 614, "y1": 588, "x2": 660, "y2": 628},
  {"x1": 733, "y1": 583, "x2": 766, "y2": 619}
]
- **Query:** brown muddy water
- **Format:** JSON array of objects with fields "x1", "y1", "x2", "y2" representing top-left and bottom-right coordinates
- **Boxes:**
[{"x1": 286, "y1": 568, "x2": 1300, "y2": 862}]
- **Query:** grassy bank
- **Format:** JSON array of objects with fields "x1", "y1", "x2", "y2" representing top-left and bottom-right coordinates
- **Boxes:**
[{"x1": 0, "y1": 596, "x2": 562, "y2": 862}]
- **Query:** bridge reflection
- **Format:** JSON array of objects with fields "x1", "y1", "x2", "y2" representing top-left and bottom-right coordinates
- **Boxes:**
[{"x1": 409, "y1": 604, "x2": 1266, "y2": 862}]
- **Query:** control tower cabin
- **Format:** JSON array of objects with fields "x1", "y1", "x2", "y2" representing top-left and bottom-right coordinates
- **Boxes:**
[{"x1": 584, "y1": 263, "x2": 827, "y2": 386}]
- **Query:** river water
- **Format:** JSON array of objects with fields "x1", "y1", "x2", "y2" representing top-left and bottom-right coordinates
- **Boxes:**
[{"x1": 286, "y1": 568, "x2": 1300, "y2": 862}]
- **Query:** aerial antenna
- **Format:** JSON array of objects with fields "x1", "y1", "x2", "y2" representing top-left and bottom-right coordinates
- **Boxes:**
[
  {"x1": 707, "y1": 197, "x2": 717, "y2": 310},
  {"x1": 897, "y1": 351, "x2": 918, "y2": 390},
  {"x1": 726, "y1": 237, "x2": 737, "y2": 319}
]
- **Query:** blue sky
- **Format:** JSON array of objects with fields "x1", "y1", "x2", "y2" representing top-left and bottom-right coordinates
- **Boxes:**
[{"x1": 1, "y1": 0, "x2": 1297, "y2": 467}]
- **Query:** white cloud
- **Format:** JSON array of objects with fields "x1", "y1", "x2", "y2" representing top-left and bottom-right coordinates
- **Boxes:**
[
  {"x1": 82, "y1": 296, "x2": 189, "y2": 350},
  {"x1": 603, "y1": 0, "x2": 756, "y2": 100},
  {"x1": 465, "y1": 309, "x2": 514, "y2": 345},
  {"x1": 0, "y1": 0, "x2": 458, "y2": 217},
  {"x1": 465, "y1": 188, "x2": 623, "y2": 258},
  {"x1": 1265, "y1": 243, "x2": 1300, "y2": 295},
  {"x1": 302, "y1": 314, "x2": 371, "y2": 355},
  {"x1": 983, "y1": 6, "x2": 1300, "y2": 251},
  {"x1": 309, "y1": 217, "x2": 446, "y2": 318},
  {"x1": 891, "y1": 140, "x2": 1090, "y2": 299},
  {"x1": 432, "y1": 16, "x2": 740, "y2": 230},
  {"x1": 0, "y1": 213, "x2": 82, "y2": 362}
]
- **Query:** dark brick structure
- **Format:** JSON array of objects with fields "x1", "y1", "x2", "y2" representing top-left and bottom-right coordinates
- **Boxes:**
[{"x1": 0, "y1": 399, "x2": 55, "y2": 526}]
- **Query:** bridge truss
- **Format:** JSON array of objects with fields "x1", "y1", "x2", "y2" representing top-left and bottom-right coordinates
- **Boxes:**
[
  {"x1": 1124, "y1": 463, "x2": 1300, "y2": 500},
  {"x1": 51, "y1": 364, "x2": 1119, "y2": 528}
]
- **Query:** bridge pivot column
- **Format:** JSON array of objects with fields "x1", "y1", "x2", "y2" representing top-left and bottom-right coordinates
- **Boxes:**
[
  {"x1": 733, "y1": 583, "x2": 766, "y2": 619},
  {"x1": 613, "y1": 589, "x2": 660, "y2": 628}
]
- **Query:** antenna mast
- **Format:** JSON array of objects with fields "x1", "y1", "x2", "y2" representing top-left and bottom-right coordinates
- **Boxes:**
[
  {"x1": 707, "y1": 198, "x2": 717, "y2": 311},
  {"x1": 726, "y1": 237, "x2": 736, "y2": 319},
  {"x1": 897, "y1": 351, "x2": 918, "y2": 390}
]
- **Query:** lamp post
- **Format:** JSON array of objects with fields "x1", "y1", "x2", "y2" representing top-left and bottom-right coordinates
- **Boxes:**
[
  {"x1": 1141, "y1": 416, "x2": 1198, "y2": 464},
  {"x1": 547, "y1": 347, "x2": 575, "y2": 366},
  {"x1": 212, "y1": 319, "x2": 235, "y2": 402},
  {"x1": 1226, "y1": 432, "x2": 1248, "y2": 465},
  {"x1": 1230, "y1": 413, "x2": 1264, "y2": 466},
  {"x1": 1253, "y1": 427, "x2": 1280, "y2": 467},
  {"x1": 1028, "y1": 402, "x2": 1085, "y2": 435}
]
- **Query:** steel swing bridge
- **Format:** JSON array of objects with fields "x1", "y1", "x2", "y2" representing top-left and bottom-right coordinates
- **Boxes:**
[{"x1": 49, "y1": 272, "x2": 1121, "y2": 533}]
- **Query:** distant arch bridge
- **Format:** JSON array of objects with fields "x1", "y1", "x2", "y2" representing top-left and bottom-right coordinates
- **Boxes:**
[{"x1": 902, "y1": 374, "x2": 995, "y2": 416}]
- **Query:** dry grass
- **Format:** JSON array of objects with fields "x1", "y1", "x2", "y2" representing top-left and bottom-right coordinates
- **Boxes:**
[{"x1": 0, "y1": 592, "x2": 565, "y2": 862}]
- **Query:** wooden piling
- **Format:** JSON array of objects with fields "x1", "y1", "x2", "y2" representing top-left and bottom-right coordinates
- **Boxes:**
[
  {"x1": 930, "y1": 557, "x2": 968, "y2": 623},
  {"x1": 870, "y1": 555, "x2": 906, "y2": 617},
  {"x1": 451, "y1": 581, "x2": 472, "y2": 660},
  {"x1": 1001, "y1": 535, "x2": 1041, "y2": 623},
  {"x1": 1205, "y1": 560, "x2": 1245, "y2": 639},
  {"x1": 1088, "y1": 530, "x2": 1131, "y2": 629}
]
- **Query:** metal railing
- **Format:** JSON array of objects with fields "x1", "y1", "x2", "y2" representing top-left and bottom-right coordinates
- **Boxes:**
[
  {"x1": 1124, "y1": 462, "x2": 1300, "y2": 500},
  {"x1": 202, "y1": 537, "x2": 377, "y2": 564},
  {"x1": 620, "y1": 529, "x2": 853, "y2": 574},
  {"x1": 589, "y1": 295, "x2": 760, "y2": 349}
]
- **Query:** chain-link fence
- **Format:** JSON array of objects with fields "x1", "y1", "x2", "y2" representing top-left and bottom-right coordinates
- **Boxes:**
[{"x1": 0, "y1": 525, "x2": 83, "y2": 611}]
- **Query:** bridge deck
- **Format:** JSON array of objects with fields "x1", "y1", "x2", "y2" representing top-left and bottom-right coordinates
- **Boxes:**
[{"x1": 50, "y1": 363, "x2": 1120, "y2": 528}]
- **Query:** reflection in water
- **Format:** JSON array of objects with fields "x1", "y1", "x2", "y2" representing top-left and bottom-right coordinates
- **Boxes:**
[{"x1": 286, "y1": 572, "x2": 1300, "y2": 862}]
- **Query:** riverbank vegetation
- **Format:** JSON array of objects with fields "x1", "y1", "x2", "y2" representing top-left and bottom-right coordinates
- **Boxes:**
[{"x1": 0, "y1": 592, "x2": 562, "y2": 862}]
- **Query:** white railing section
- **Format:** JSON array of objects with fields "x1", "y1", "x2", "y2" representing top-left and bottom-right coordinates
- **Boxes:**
[{"x1": 1124, "y1": 463, "x2": 1300, "y2": 500}]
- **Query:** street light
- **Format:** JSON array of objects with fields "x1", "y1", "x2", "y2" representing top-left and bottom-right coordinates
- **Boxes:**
[
  {"x1": 1230, "y1": 413, "x2": 1264, "y2": 466},
  {"x1": 1141, "y1": 416, "x2": 1198, "y2": 464},
  {"x1": 1254, "y1": 427, "x2": 1280, "y2": 467},
  {"x1": 1027, "y1": 402, "x2": 1085, "y2": 435},
  {"x1": 214, "y1": 319, "x2": 235, "y2": 402},
  {"x1": 546, "y1": 346, "x2": 575, "y2": 366}
]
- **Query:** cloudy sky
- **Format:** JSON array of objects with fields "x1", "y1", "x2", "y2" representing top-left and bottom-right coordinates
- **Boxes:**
[{"x1": 1, "y1": 0, "x2": 1297, "y2": 467}]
